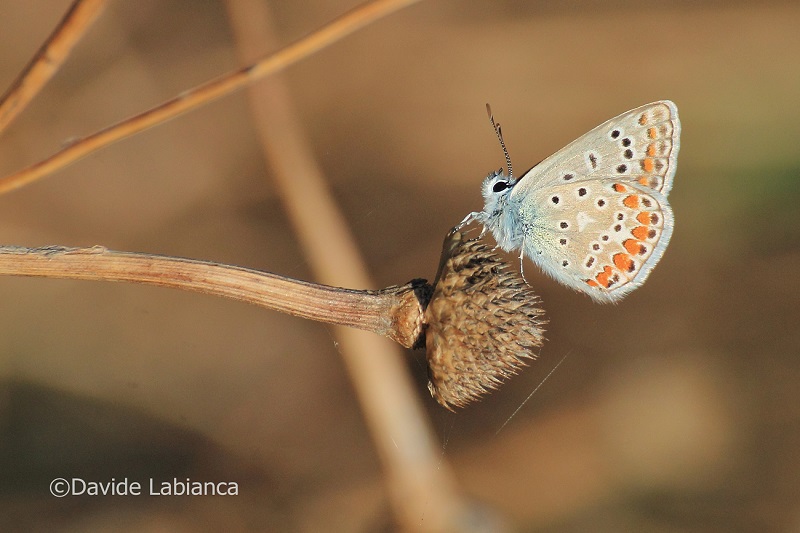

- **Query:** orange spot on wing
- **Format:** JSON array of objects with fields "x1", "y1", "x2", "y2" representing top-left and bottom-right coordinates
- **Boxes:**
[
  {"x1": 613, "y1": 183, "x2": 627, "y2": 193},
  {"x1": 639, "y1": 113, "x2": 648, "y2": 126},
  {"x1": 647, "y1": 143, "x2": 656, "y2": 156},
  {"x1": 624, "y1": 239, "x2": 641, "y2": 254},
  {"x1": 614, "y1": 253, "x2": 635, "y2": 273},
  {"x1": 586, "y1": 279, "x2": 600, "y2": 288},
  {"x1": 648, "y1": 127, "x2": 658, "y2": 139},
  {"x1": 632, "y1": 226, "x2": 649, "y2": 240},
  {"x1": 596, "y1": 265, "x2": 614, "y2": 288},
  {"x1": 636, "y1": 212, "x2": 651, "y2": 225},
  {"x1": 623, "y1": 195, "x2": 640, "y2": 208},
  {"x1": 642, "y1": 158, "x2": 654, "y2": 172},
  {"x1": 638, "y1": 176, "x2": 651, "y2": 186}
]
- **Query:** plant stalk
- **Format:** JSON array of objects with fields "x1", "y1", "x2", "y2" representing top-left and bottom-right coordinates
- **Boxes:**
[{"x1": 0, "y1": 245, "x2": 426, "y2": 347}]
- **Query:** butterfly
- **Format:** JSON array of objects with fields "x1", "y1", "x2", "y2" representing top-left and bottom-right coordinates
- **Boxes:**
[{"x1": 462, "y1": 101, "x2": 680, "y2": 303}]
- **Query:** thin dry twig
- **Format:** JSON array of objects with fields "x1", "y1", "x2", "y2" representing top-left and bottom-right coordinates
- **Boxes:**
[
  {"x1": 0, "y1": 0, "x2": 108, "y2": 134},
  {"x1": 0, "y1": 0, "x2": 422, "y2": 195}
]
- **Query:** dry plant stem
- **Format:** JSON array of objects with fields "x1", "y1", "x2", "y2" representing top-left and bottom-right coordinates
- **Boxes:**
[
  {"x1": 0, "y1": 0, "x2": 108, "y2": 134},
  {"x1": 0, "y1": 0, "x2": 422, "y2": 195},
  {"x1": 0, "y1": 245, "x2": 422, "y2": 346}
]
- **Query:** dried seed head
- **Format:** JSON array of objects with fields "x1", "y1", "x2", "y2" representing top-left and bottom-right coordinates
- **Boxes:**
[{"x1": 424, "y1": 229, "x2": 546, "y2": 409}]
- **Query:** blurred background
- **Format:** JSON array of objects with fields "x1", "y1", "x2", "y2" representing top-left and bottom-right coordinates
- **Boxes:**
[{"x1": 0, "y1": 1, "x2": 798, "y2": 531}]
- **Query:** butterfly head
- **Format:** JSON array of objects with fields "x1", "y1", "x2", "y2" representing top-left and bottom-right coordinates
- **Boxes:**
[{"x1": 479, "y1": 169, "x2": 516, "y2": 223}]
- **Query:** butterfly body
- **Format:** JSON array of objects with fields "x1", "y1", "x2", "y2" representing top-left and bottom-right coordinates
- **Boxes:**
[{"x1": 466, "y1": 101, "x2": 680, "y2": 303}]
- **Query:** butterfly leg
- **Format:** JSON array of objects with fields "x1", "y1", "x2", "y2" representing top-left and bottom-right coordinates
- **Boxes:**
[
  {"x1": 457, "y1": 211, "x2": 490, "y2": 238},
  {"x1": 457, "y1": 211, "x2": 478, "y2": 229},
  {"x1": 518, "y1": 247, "x2": 528, "y2": 284}
]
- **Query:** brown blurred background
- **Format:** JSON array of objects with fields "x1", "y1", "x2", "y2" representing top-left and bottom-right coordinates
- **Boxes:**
[{"x1": 0, "y1": 1, "x2": 798, "y2": 531}]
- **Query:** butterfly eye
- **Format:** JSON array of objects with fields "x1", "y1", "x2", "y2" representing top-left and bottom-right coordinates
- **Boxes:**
[{"x1": 492, "y1": 181, "x2": 509, "y2": 193}]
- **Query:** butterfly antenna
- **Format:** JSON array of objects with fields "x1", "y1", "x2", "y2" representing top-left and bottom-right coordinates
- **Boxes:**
[{"x1": 486, "y1": 103, "x2": 513, "y2": 180}]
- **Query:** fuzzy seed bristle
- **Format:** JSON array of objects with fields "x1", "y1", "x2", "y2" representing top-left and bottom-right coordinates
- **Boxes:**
[{"x1": 424, "y1": 229, "x2": 546, "y2": 409}]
